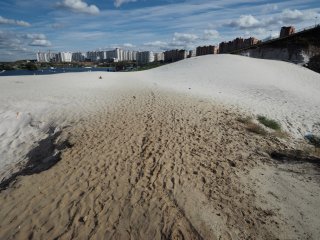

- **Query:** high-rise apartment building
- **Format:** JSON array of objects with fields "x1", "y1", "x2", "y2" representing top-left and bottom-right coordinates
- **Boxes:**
[
  {"x1": 196, "y1": 46, "x2": 218, "y2": 56},
  {"x1": 154, "y1": 52, "x2": 164, "y2": 62},
  {"x1": 164, "y1": 49, "x2": 187, "y2": 62},
  {"x1": 72, "y1": 52, "x2": 86, "y2": 62},
  {"x1": 137, "y1": 51, "x2": 155, "y2": 64},
  {"x1": 36, "y1": 51, "x2": 56, "y2": 62},
  {"x1": 56, "y1": 52, "x2": 72, "y2": 62}
]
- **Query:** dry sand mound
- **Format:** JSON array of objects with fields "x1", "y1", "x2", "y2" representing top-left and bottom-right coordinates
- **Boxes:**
[
  {"x1": 143, "y1": 54, "x2": 320, "y2": 136},
  {"x1": 1, "y1": 55, "x2": 320, "y2": 239},
  {"x1": 1, "y1": 90, "x2": 286, "y2": 240},
  {"x1": 1, "y1": 55, "x2": 320, "y2": 178}
]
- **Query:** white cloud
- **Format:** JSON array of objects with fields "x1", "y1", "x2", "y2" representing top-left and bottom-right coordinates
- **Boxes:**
[
  {"x1": 114, "y1": 0, "x2": 136, "y2": 8},
  {"x1": 0, "y1": 31, "x2": 22, "y2": 51},
  {"x1": 173, "y1": 32, "x2": 199, "y2": 43},
  {"x1": 29, "y1": 39, "x2": 52, "y2": 47},
  {"x1": 278, "y1": 9, "x2": 319, "y2": 23},
  {"x1": 203, "y1": 30, "x2": 219, "y2": 40},
  {"x1": 144, "y1": 41, "x2": 168, "y2": 48},
  {"x1": 108, "y1": 43, "x2": 136, "y2": 49},
  {"x1": 262, "y1": 4, "x2": 278, "y2": 13},
  {"x1": 0, "y1": 30, "x2": 35, "y2": 61},
  {"x1": 0, "y1": 16, "x2": 31, "y2": 27},
  {"x1": 244, "y1": 28, "x2": 279, "y2": 40},
  {"x1": 262, "y1": 9, "x2": 318, "y2": 26},
  {"x1": 57, "y1": 0, "x2": 100, "y2": 15},
  {"x1": 228, "y1": 15, "x2": 260, "y2": 29},
  {"x1": 144, "y1": 40, "x2": 184, "y2": 51},
  {"x1": 227, "y1": 9, "x2": 319, "y2": 31},
  {"x1": 122, "y1": 43, "x2": 135, "y2": 48},
  {"x1": 144, "y1": 29, "x2": 220, "y2": 51},
  {"x1": 281, "y1": 9, "x2": 304, "y2": 21},
  {"x1": 26, "y1": 33, "x2": 52, "y2": 47},
  {"x1": 26, "y1": 34, "x2": 46, "y2": 40}
]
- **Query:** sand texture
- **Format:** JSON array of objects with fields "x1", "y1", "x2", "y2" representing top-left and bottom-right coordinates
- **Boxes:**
[
  {"x1": 1, "y1": 55, "x2": 320, "y2": 179},
  {"x1": 1, "y1": 55, "x2": 320, "y2": 239},
  {"x1": 1, "y1": 89, "x2": 291, "y2": 240}
]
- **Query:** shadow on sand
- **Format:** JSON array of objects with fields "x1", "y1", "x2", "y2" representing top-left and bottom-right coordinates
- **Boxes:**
[
  {"x1": 0, "y1": 129, "x2": 72, "y2": 191},
  {"x1": 271, "y1": 150, "x2": 320, "y2": 167}
]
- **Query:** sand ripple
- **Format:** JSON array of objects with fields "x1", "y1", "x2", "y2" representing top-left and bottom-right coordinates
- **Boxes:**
[{"x1": 0, "y1": 89, "x2": 290, "y2": 239}]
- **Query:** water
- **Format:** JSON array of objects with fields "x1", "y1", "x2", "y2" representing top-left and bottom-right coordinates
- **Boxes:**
[{"x1": 0, "y1": 67, "x2": 115, "y2": 76}]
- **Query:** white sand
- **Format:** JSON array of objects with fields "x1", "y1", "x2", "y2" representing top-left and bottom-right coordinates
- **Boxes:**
[
  {"x1": 0, "y1": 72, "x2": 139, "y2": 179},
  {"x1": 143, "y1": 55, "x2": 320, "y2": 136},
  {"x1": 1, "y1": 54, "x2": 320, "y2": 239},
  {"x1": 1, "y1": 54, "x2": 319, "y2": 180},
  {"x1": 0, "y1": 90, "x2": 289, "y2": 239}
]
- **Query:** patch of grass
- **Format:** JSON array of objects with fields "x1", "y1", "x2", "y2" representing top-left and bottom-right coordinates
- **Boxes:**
[
  {"x1": 246, "y1": 123, "x2": 267, "y2": 136},
  {"x1": 238, "y1": 115, "x2": 288, "y2": 138},
  {"x1": 257, "y1": 115, "x2": 281, "y2": 131},
  {"x1": 237, "y1": 116, "x2": 267, "y2": 136}
]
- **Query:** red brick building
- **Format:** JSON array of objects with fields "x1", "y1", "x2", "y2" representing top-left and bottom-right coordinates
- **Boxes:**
[
  {"x1": 164, "y1": 49, "x2": 187, "y2": 62},
  {"x1": 196, "y1": 45, "x2": 218, "y2": 56},
  {"x1": 280, "y1": 26, "x2": 296, "y2": 38},
  {"x1": 219, "y1": 37, "x2": 260, "y2": 53}
]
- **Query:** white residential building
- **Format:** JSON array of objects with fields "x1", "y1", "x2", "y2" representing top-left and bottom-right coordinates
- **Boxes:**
[
  {"x1": 101, "y1": 49, "x2": 137, "y2": 62},
  {"x1": 36, "y1": 52, "x2": 47, "y2": 62},
  {"x1": 37, "y1": 49, "x2": 141, "y2": 63},
  {"x1": 128, "y1": 51, "x2": 137, "y2": 61},
  {"x1": 86, "y1": 51, "x2": 103, "y2": 61},
  {"x1": 188, "y1": 50, "x2": 196, "y2": 58},
  {"x1": 154, "y1": 52, "x2": 164, "y2": 62},
  {"x1": 118, "y1": 48, "x2": 124, "y2": 61},
  {"x1": 97, "y1": 51, "x2": 105, "y2": 61},
  {"x1": 105, "y1": 50, "x2": 117, "y2": 61},
  {"x1": 121, "y1": 50, "x2": 136, "y2": 61},
  {"x1": 36, "y1": 51, "x2": 56, "y2": 62},
  {"x1": 72, "y1": 52, "x2": 86, "y2": 62},
  {"x1": 137, "y1": 51, "x2": 154, "y2": 64},
  {"x1": 56, "y1": 52, "x2": 72, "y2": 62}
]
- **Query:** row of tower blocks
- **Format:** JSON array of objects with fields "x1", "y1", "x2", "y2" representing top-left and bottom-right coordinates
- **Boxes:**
[
  {"x1": 37, "y1": 26, "x2": 296, "y2": 64},
  {"x1": 37, "y1": 49, "x2": 160, "y2": 64}
]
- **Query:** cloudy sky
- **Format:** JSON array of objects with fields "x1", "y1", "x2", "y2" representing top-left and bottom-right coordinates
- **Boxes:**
[{"x1": 0, "y1": 0, "x2": 319, "y2": 61}]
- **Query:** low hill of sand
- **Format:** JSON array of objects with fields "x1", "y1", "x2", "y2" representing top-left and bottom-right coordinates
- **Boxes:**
[
  {"x1": 143, "y1": 54, "x2": 320, "y2": 136},
  {"x1": 0, "y1": 55, "x2": 320, "y2": 239}
]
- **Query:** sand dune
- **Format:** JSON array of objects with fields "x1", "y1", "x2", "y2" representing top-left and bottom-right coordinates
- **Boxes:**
[
  {"x1": 143, "y1": 55, "x2": 320, "y2": 136},
  {"x1": 0, "y1": 90, "x2": 286, "y2": 239},
  {"x1": 1, "y1": 55, "x2": 320, "y2": 179},
  {"x1": 0, "y1": 55, "x2": 320, "y2": 239}
]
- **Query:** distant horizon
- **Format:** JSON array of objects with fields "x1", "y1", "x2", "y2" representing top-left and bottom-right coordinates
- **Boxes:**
[{"x1": 1, "y1": 0, "x2": 319, "y2": 61}]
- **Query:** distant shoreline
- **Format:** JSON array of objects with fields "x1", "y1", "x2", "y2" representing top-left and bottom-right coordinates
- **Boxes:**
[{"x1": 0, "y1": 67, "x2": 115, "y2": 76}]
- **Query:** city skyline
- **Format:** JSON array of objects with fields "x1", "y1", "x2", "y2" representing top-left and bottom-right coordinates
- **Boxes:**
[{"x1": 0, "y1": 0, "x2": 319, "y2": 61}]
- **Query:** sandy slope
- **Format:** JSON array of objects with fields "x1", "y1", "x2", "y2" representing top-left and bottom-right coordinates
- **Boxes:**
[
  {"x1": 143, "y1": 55, "x2": 320, "y2": 137},
  {"x1": 0, "y1": 55, "x2": 320, "y2": 239},
  {"x1": 1, "y1": 55, "x2": 320, "y2": 179},
  {"x1": 0, "y1": 72, "x2": 138, "y2": 180},
  {"x1": 0, "y1": 89, "x2": 287, "y2": 239}
]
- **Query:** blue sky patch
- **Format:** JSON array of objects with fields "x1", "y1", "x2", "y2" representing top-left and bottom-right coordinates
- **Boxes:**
[{"x1": 0, "y1": 0, "x2": 319, "y2": 61}]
